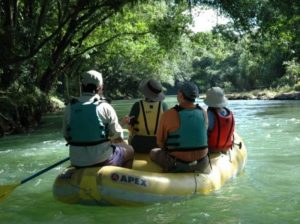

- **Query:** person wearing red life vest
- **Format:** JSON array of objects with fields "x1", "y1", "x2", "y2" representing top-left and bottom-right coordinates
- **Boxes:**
[{"x1": 204, "y1": 87, "x2": 235, "y2": 153}]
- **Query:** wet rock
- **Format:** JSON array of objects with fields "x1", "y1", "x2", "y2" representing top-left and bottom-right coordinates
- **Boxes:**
[{"x1": 273, "y1": 91, "x2": 300, "y2": 100}]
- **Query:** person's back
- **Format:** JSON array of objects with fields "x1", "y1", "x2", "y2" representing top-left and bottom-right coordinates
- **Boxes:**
[
  {"x1": 204, "y1": 87, "x2": 235, "y2": 153},
  {"x1": 150, "y1": 81, "x2": 210, "y2": 173},
  {"x1": 124, "y1": 79, "x2": 168, "y2": 153},
  {"x1": 63, "y1": 70, "x2": 134, "y2": 168}
]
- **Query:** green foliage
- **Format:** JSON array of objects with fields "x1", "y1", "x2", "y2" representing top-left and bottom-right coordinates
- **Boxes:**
[
  {"x1": 0, "y1": 87, "x2": 50, "y2": 135},
  {"x1": 294, "y1": 82, "x2": 300, "y2": 91},
  {"x1": 1, "y1": 0, "x2": 300, "y2": 135},
  {"x1": 283, "y1": 58, "x2": 300, "y2": 86},
  {"x1": 71, "y1": 2, "x2": 193, "y2": 99},
  {"x1": 149, "y1": 3, "x2": 192, "y2": 50},
  {"x1": 2, "y1": 0, "x2": 298, "y2": 97}
]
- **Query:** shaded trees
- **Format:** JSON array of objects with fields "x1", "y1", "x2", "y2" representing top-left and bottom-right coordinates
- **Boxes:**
[
  {"x1": 0, "y1": 0, "x2": 193, "y2": 134},
  {"x1": 216, "y1": 0, "x2": 300, "y2": 88},
  {"x1": 0, "y1": 1, "x2": 192, "y2": 95},
  {"x1": 0, "y1": 0, "x2": 144, "y2": 92}
]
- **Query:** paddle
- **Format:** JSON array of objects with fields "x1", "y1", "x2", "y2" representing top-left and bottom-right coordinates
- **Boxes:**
[{"x1": 0, "y1": 157, "x2": 69, "y2": 203}]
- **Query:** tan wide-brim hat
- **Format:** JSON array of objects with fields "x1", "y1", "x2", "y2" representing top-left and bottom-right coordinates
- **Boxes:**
[
  {"x1": 204, "y1": 87, "x2": 228, "y2": 107},
  {"x1": 139, "y1": 79, "x2": 165, "y2": 102}
]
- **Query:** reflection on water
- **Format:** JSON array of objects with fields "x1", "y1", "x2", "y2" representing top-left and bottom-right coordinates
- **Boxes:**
[{"x1": 0, "y1": 99, "x2": 300, "y2": 224}]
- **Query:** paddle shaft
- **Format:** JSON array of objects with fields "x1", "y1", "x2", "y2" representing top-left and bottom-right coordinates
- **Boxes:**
[{"x1": 20, "y1": 157, "x2": 70, "y2": 185}]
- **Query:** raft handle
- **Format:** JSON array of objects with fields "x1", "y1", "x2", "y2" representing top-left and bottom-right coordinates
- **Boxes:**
[{"x1": 234, "y1": 142, "x2": 242, "y2": 149}]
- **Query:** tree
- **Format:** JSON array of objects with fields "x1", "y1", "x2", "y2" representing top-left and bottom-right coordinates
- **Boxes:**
[
  {"x1": 0, "y1": 1, "x2": 146, "y2": 92},
  {"x1": 0, "y1": 0, "x2": 193, "y2": 95}
]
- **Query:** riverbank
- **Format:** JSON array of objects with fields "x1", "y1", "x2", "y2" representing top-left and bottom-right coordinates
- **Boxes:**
[
  {"x1": 228, "y1": 90, "x2": 300, "y2": 100},
  {"x1": 199, "y1": 90, "x2": 300, "y2": 100}
]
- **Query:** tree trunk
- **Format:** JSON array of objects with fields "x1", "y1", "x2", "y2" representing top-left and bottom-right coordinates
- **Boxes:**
[
  {"x1": 39, "y1": 67, "x2": 56, "y2": 93},
  {"x1": 0, "y1": 67, "x2": 16, "y2": 90}
]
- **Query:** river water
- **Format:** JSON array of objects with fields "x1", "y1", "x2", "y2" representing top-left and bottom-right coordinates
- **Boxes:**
[{"x1": 0, "y1": 98, "x2": 299, "y2": 224}]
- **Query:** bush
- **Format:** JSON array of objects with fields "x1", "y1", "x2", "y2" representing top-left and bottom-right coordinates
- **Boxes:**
[
  {"x1": 223, "y1": 81, "x2": 234, "y2": 93},
  {"x1": 294, "y1": 82, "x2": 300, "y2": 91},
  {"x1": 283, "y1": 58, "x2": 300, "y2": 86}
]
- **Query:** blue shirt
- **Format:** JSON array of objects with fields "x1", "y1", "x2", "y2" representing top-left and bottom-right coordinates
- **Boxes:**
[{"x1": 208, "y1": 108, "x2": 229, "y2": 131}]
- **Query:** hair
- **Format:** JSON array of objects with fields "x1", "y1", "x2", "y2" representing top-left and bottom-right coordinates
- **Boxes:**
[{"x1": 81, "y1": 84, "x2": 98, "y2": 93}]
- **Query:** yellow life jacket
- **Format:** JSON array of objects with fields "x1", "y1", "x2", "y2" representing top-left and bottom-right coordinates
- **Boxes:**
[{"x1": 133, "y1": 100, "x2": 163, "y2": 136}]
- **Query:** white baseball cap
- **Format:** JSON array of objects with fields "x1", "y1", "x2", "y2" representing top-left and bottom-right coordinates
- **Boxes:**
[{"x1": 81, "y1": 70, "x2": 103, "y2": 87}]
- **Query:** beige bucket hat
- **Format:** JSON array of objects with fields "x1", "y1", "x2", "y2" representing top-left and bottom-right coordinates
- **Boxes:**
[
  {"x1": 204, "y1": 87, "x2": 228, "y2": 107},
  {"x1": 81, "y1": 70, "x2": 103, "y2": 87},
  {"x1": 139, "y1": 79, "x2": 165, "y2": 101}
]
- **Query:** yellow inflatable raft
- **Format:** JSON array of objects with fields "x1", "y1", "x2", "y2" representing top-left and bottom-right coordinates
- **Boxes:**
[{"x1": 53, "y1": 133, "x2": 247, "y2": 206}]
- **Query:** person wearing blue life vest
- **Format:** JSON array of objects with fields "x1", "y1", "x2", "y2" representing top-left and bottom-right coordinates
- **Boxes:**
[
  {"x1": 62, "y1": 70, "x2": 134, "y2": 168},
  {"x1": 204, "y1": 87, "x2": 235, "y2": 153},
  {"x1": 150, "y1": 81, "x2": 211, "y2": 173},
  {"x1": 122, "y1": 79, "x2": 168, "y2": 153}
]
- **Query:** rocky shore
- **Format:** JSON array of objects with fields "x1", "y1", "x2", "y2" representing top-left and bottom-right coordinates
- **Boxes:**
[
  {"x1": 227, "y1": 90, "x2": 300, "y2": 100},
  {"x1": 200, "y1": 90, "x2": 300, "y2": 100}
]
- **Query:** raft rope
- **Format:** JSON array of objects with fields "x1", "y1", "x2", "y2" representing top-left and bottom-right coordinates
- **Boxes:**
[
  {"x1": 193, "y1": 172, "x2": 198, "y2": 194},
  {"x1": 207, "y1": 153, "x2": 212, "y2": 170},
  {"x1": 65, "y1": 176, "x2": 103, "y2": 205}
]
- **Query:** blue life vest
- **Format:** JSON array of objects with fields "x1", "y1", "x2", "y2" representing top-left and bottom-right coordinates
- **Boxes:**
[
  {"x1": 166, "y1": 105, "x2": 208, "y2": 151},
  {"x1": 68, "y1": 99, "x2": 108, "y2": 146}
]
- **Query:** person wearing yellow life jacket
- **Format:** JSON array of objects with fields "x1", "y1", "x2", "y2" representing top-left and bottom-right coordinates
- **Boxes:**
[
  {"x1": 204, "y1": 87, "x2": 235, "y2": 153},
  {"x1": 63, "y1": 70, "x2": 134, "y2": 168},
  {"x1": 150, "y1": 81, "x2": 211, "y2": 173},
  {"x1": 123, "y1": 79, "x2": 168, "y2": 153}
]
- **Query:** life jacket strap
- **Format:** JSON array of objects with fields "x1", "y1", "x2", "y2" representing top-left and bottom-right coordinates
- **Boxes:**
[
  {"x1": 140, "y1": 100, "x2": 150, "y2": 135},
  {"x1": 173, "y1": 104, "x2": 202, "y2": 112}
]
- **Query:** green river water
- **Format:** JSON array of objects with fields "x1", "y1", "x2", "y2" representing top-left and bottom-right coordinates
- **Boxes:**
[{"x1": 0, "y1": 97, "x2": 299, "y2": 224}]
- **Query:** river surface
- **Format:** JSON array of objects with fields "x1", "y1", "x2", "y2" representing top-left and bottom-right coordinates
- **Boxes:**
[{"x1": 0, "y1": 97, "x2": 299, "y2": 224}]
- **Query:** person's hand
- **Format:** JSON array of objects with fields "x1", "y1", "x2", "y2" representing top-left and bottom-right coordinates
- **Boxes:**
[
  {"x1": 111, "y1": 137, "x2": 124, "y2": 143},
  {"x1": 121, "y1": 115, "x2": 134, "y2": 126}
]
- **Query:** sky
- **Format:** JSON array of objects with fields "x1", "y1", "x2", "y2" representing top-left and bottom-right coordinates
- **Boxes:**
[{"x1": 189, "y1": 8, "x2": 230, "y2": 32}]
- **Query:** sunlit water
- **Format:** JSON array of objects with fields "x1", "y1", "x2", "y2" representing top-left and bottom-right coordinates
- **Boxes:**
[{"x1": 0, "y1": 97, "x2": 299, "y2": 224}]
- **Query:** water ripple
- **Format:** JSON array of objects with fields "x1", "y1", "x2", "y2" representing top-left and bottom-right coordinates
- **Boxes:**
[{"x1": 0, "y1": 149, "x2": 13, "y2": 154}]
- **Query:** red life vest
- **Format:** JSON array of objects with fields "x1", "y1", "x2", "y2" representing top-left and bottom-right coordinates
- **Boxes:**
[{"x1": 208, "y1": 107, "x2": 235, "y2": 152}]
